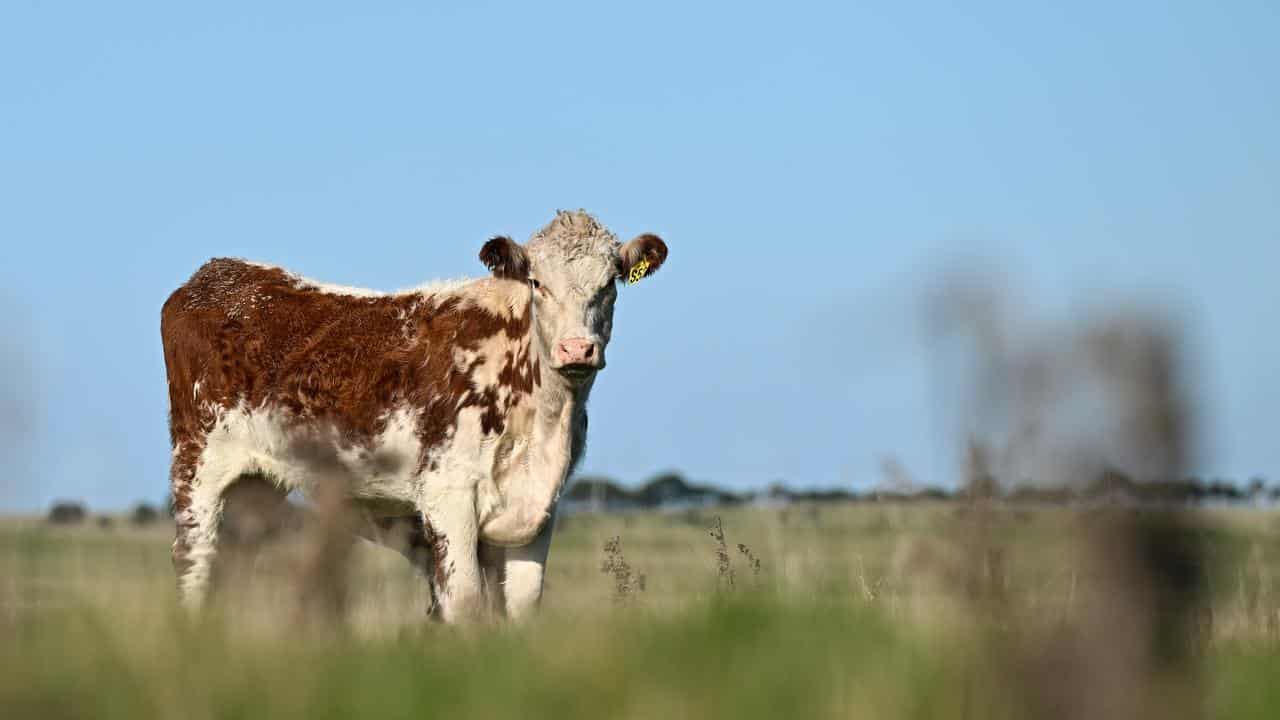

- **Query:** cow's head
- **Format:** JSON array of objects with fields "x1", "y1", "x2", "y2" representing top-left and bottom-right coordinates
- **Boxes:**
[{"x1": 480, "y1": 210, "x2": 667, "y2": 386}]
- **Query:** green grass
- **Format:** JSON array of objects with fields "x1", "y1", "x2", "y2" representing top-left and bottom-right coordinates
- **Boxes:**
[{"x1": 2, "y1": 504, "x2": 1279, "y2": 718}]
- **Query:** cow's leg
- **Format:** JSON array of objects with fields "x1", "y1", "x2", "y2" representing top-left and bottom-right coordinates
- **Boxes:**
[
  {"x1": 217, "y1": 475, "x2": 291, "y2": 589},
  {"x1": 170, "y1": 438, "x2": 223, "y2": 610},
  {"x1": 174, "y1": 488, "x2": 225, "y2": 611},
  {"x1": 352, "y1": 514, "x2": 440, "y2": 618},
  {"x1": 172, "y1": 441, "x2": 267, "y2": 610},
  {"x1": 478, "y1": 542, "x2": 507, "y2": 615},
  {"x1": 419, "y1": 486, "x2": 485, "y2": 623},
  {"x1": 501, "y1": 506, "x2": 557, "y2": 621}
]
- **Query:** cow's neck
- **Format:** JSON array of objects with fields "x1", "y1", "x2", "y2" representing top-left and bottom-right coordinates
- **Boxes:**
[
  {"x1": 478, "y1": 325, "x2": 590, "y2": 547},
  {"x1": 534, "y1": 354, "x2": 590, "y2": 437}
]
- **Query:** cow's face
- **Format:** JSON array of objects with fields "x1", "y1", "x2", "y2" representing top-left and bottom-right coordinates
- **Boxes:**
[{"x1": 480, "y1": 211, "x2": 667, "y2": 386}]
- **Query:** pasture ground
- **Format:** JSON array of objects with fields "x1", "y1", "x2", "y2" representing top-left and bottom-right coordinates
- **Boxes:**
[{"x1": 2, "y1": 503, "x2": 1279, "y2": 718}]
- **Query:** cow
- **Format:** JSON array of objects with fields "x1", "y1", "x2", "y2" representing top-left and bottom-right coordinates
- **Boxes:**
[{"x1": 160, "y1": 210, "x2": 668, "y2": 622}]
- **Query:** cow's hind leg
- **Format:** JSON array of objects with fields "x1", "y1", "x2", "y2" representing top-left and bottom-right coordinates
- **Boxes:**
[
  {"x1": 217, "y1": 475, "x2": 292, "y2": 593},
  {"x1": 170, "y1": 441, "x2": 222, "y2": 611},
  {"x1": 172, "y1": 443, "x2": 273, "y2": 611},
  {"x1": 173, "y1": 488, "x2": 225, "y2": 611}
]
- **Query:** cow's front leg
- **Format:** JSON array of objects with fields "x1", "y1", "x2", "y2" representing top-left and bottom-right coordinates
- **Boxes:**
[
  {"x1": 419, "y1": 485, "x2": 484, "y2": 623},
  {"x1": 478, "y1": 542, "x2": 508, "y2": 615},
  {"x1": 502, "y1": 506, "x2": 557, "y2": 621}
]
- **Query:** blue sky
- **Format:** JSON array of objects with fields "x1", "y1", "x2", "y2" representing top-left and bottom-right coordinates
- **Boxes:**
[{"x1": 1, "y1": 1, "x2": 1277, "y2": 510}]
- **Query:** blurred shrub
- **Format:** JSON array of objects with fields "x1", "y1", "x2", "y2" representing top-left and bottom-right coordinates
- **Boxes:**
[
  {"x1": 47, "y1": 501, "x2": 87, "y2": 525},
  {"x1": 130, "y1": 502, "x2": 160, "y2": 526}
]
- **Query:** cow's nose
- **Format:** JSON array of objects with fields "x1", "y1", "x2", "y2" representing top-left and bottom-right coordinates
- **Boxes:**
[{"x1": 555, "y1": 338, "x2": 600, "y2": 366}]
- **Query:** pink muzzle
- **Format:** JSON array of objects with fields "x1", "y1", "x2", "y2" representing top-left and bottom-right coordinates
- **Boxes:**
[{"x1": 555, "y1": 337, "x2": 601, "y2": 367}]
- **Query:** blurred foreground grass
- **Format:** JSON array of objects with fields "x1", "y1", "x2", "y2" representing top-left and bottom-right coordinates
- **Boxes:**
[{"x1": 3, "y1": 503, "x2": 1280, "y2": 719}]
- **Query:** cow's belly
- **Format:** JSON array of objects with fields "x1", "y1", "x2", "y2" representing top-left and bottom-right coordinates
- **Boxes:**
[{"x1": 198, "y1": 404, "x2": 425, "y2": 506}]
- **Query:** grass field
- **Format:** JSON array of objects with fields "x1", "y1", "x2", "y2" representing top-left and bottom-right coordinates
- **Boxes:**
[{"x1": 3, "y1": 503, "x2": 1279, "y2": 719}]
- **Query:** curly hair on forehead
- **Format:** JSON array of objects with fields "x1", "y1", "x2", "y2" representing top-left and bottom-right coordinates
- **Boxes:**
[{"x1": 526, "y1": 209, "x2": 621, "y2": 262}]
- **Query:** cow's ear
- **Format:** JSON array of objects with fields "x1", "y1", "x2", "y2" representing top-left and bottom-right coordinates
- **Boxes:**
[
  {"x1": 618, "y1": 233, "x2": 668, "y2": 285},
  {"x1": 479, "y1": 236, "x2": 530, "y2": 281}
]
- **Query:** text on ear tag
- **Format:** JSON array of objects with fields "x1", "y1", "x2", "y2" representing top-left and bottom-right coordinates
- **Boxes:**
[{"x1": 627, "y1": 258, "x2": 651, "y2": 285}]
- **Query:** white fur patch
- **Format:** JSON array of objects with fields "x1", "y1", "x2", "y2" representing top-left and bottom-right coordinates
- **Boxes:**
[{"x1": 189, "y1": 403, "x2": 427, "y2": 507}]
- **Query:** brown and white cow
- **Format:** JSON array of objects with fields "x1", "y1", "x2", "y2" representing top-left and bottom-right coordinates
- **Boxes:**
[{"x1": 161, "y1": 210, "x2": 668, "y2": 621}]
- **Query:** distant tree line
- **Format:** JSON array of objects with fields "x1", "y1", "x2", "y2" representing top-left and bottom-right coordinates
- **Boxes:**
[
  {"x1": 41, "y1": 469, "x2": 1276, "y2": 526},
  {"x1": 562, "y1": 469, "x2": 1277, "y2": 513},
  {"x1": 45, "y1": 500, "x2": 166, "y2": 527}
]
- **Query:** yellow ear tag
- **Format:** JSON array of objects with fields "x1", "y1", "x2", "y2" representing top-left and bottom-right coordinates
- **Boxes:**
[{"x1": 627, "y1": 257, "x2": 651, "y2": 285}]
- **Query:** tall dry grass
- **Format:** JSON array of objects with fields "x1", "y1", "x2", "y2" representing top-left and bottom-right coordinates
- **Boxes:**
[{"x1": 2, "y1": 501, "x2": 1279, "y2": 718}]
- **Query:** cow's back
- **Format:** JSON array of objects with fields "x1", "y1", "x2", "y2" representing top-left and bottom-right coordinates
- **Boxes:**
[{"x1": 162, "y1": 259, "x2": 424, "y2": 442}]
